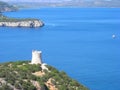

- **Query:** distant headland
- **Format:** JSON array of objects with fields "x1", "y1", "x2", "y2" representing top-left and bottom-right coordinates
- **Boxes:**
[
  {"x1": 0, "y1": 15, "x2": 44, "y2": 28},
  {"x1": 0, "y1": 1, "x2": 44, "y2": 28},
  {"x1": 0, "y1": 1, "x2": 17, "y2": 12},
  {"x1": 1, "y1": 0, "x2": 120, "y2": 8}
]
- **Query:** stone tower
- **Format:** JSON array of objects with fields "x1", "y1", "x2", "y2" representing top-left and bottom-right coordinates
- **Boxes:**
[{"x1": 31, "y1": 50, "x2": 42, "y2": 64}]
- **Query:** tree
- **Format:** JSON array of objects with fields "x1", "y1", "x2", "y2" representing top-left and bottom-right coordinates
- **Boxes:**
[{"x1": 0, "y1": 84, "x2": 13, "y2": 90}]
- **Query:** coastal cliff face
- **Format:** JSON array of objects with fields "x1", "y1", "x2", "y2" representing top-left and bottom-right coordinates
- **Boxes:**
[{"x1": 0, "y1": 20, "x2": 44, "y2": 27}]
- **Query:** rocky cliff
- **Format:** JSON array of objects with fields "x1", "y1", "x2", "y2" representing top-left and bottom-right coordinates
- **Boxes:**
[{"x1": 0, "y1": 20, "x2": 44, "y2": 28}]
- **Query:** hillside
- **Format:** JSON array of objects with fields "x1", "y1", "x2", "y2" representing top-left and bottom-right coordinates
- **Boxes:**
[
  {"x1": 0, "y1": 1, "x2": 17, "y2": 12},
  {"x1": 0, "y1": 61, "x2": 88, "y2": 90}
]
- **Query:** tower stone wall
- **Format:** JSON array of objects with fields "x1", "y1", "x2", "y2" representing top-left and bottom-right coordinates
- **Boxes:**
[{"x1": 31, "y1": 50, "x2": 42, "y2": 64}]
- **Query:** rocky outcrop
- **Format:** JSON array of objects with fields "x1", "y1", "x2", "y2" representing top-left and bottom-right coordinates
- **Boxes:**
[{"x1": 0, "y1": 20, "x2": 44, "y2": 28}]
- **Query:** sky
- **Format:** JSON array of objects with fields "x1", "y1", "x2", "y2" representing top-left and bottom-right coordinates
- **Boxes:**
[{"x1": 0, "y1": 0, "x2": 114, "y2": 2}]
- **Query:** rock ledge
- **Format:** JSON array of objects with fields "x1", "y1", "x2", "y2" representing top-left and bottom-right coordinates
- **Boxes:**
[{"x1": 0, "y1": 20, "x2": 44, "y2": 28}]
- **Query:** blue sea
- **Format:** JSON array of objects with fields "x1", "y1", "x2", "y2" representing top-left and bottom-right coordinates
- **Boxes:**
[{"x1": 0, "y1": 8, "x2": 120, "y2": 90}]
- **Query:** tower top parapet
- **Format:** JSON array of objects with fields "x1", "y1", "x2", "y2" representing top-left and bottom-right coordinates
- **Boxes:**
[{"x1": 32, "y1": 50, "x2": 42, "y2": 54}]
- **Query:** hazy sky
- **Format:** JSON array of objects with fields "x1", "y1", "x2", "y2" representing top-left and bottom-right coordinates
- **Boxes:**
[
  {"x1": 0, "y1": 0, "x2": 101, "y2": 2},
  {"x1": 0, "y1": 0, "x2": 113, "y2": 2}
]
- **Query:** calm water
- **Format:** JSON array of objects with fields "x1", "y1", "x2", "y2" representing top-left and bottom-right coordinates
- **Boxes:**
[{"x1": 0, "y1": 8, "x2": 120, "y2": 90}]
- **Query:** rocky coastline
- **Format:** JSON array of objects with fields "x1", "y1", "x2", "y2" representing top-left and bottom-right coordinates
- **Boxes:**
[
  {"x1": 0, "y1": 20, "x2": 44, "y2": 28},
  {"x1": 0, "y1": 1, "x2": 44, "y2": 28}
]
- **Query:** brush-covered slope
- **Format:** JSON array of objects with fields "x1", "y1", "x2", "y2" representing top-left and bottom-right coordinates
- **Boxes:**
[{"x1": 0, "y1": 61, "x2": 88, "y2": 90}]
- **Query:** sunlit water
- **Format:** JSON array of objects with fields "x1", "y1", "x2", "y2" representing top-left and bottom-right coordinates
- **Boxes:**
[{"x1": 0, "y1": 8, "x2": 120, "y2": 90}]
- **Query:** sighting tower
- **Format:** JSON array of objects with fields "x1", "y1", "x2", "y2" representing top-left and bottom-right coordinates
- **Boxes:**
[{"x1": 31, "y1": 50, "x2": 42, "y2": 64}]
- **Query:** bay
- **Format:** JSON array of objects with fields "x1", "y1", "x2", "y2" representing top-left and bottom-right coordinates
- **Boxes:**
[{"x1": 0, "y1": 8, "x2": 120, "y2": 90}]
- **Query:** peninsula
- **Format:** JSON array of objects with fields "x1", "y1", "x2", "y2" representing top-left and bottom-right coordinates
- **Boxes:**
[
  {"x1": 0, "y1": 50, "x2": 89, "y2": 90},
  {"x1": 0, "y1": 15, "x2": 44, "y2": 28},
  {"x1": 0, "y1": 1, "x2": 44, "y2": 28}
]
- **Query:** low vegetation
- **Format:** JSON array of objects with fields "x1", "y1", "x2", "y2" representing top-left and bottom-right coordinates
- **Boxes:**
[
  {"x1": 0, "y1": 61, "x2": 88, "y2": 90},
  {"x1": 0, "y1": 14, "x2": 39, "y2": 22}
]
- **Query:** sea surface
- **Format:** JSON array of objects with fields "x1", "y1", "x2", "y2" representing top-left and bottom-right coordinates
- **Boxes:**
[{"x1": 0, "y1": 8, "x2": 120, "y2": 90}]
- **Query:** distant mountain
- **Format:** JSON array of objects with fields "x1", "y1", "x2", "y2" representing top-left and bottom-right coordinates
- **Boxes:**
[
  {"x1": 1, "y1": 0, "x2": 68, "y2": 2},
  {"x1": 0, "y1": 1, "x2": 17, "y2": 12},
  {"x1": 1, "y1": 0, "x2": 120, "y2": 7}
]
